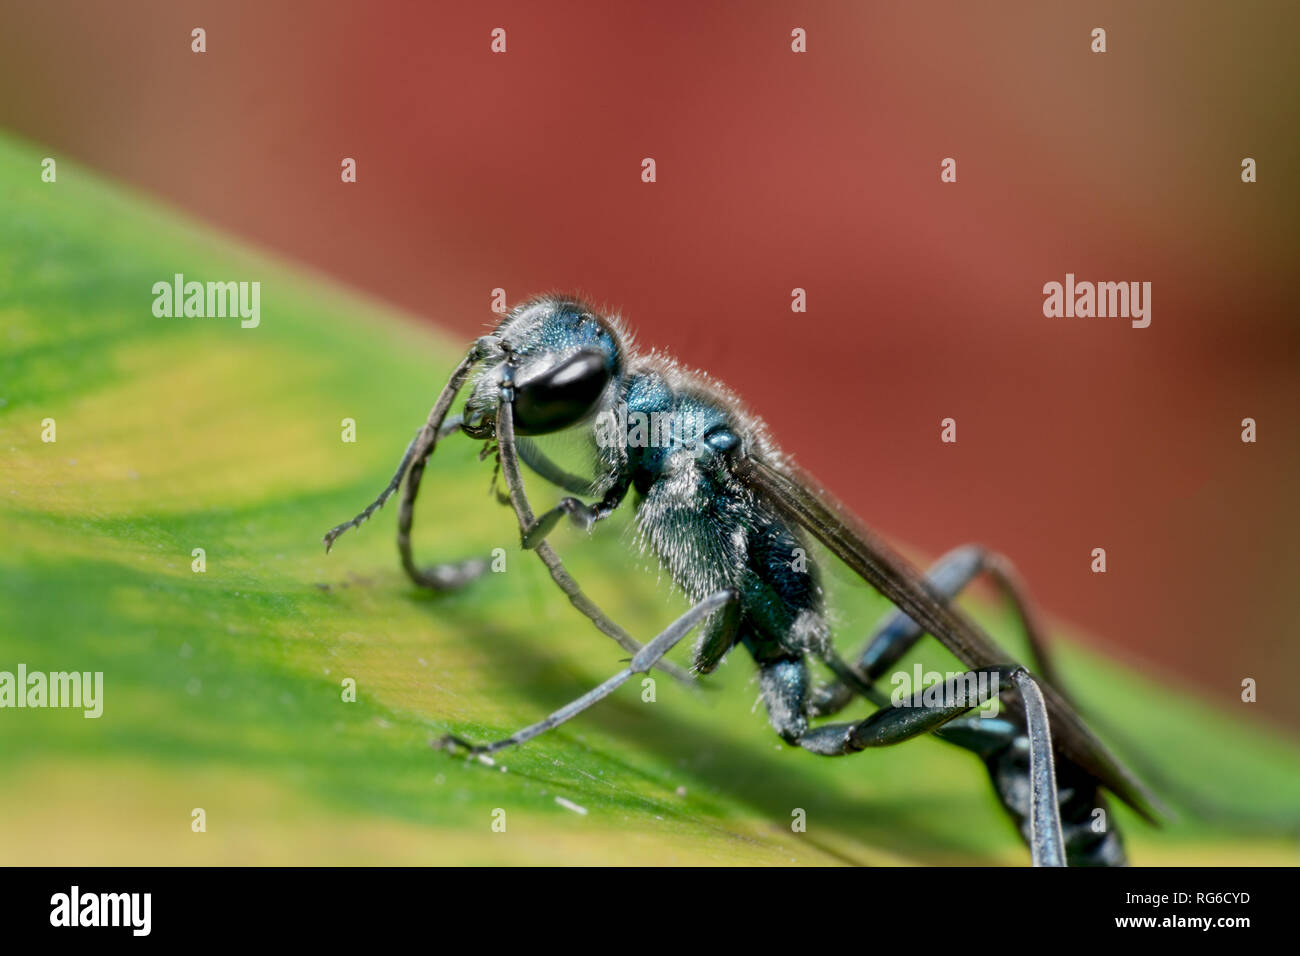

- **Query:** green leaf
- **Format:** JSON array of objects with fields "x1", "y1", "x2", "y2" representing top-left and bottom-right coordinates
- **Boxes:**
[{"x1": 1, "y1": 131, "x2": 1297, "y2": 865}]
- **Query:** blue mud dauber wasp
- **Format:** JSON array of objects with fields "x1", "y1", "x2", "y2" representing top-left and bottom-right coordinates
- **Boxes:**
[{"x1": 324, "y1": 295, "x2": 1165, "y2": 866}]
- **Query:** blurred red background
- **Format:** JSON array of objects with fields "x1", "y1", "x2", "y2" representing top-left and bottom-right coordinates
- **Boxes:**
[{"x1": 3, "y1": 1, "x2": 1297, "y2": 727}]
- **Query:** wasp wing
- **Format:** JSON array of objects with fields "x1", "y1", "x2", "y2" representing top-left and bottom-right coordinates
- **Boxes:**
[{"x1": 734, "y1": 454, "x2": 1164, "y2": 824}]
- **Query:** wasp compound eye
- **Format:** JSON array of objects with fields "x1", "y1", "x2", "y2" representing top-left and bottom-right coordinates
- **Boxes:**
[{"x1": 511, "y1": 348, "x2": 611, "y2": 435}]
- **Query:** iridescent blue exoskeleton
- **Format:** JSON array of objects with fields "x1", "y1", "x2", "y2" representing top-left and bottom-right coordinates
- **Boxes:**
[{"x1": 324, "y1": 295, "x2": 1163, "y2": 866}]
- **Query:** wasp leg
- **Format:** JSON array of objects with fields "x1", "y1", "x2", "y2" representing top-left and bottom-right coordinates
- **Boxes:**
[
  {"x1": 806, "y1": 546, "x2": 1125, "y2": 863},
  {"x1": 518, "y1": 474, "x2": 631, "y2": 550},
  {"x1": 1008, "y1": 669, "x2": 1068, "y2": 867},
  {"x1": 323, "y1": 427, "x2": 421, "y2": 553},
  {"x1": 494, "y1": 394, "x2": 697, "y2": 686},
  {"x1": 692, "y1": 594, "x2": 743, "y2": 675},
  {"x1": 514, "y1": 437, "x2": 598, "y2": 496},
  {"x1": 796, "y1": 664, "x2": 1022, "y2": 752},
  {"x1": 395, "y1": 415, "x2": 495, "y2": 591},
  {"x1": 322, "y1": 335, "x2": 502, "y2": 595},
  {"x1": 438, "y1": 589, "x2": 736, "y2": 756},
  {"x1": 763, "y1": 660, "x2": 1067, "y2": 866},
  {"x1": 386, "y1": 340, "x2": 507, "y2": 591},
  {"x1": 937, "y1": 713, "x2": 1126, "y2": 866},
  {"x1": 811, "y1": 545, "x2": 1066, "y2": 718},
  {"x1": 320, "y1": 416, "x2": 468, "y2": 548},
  {"x1": 322, "y1": 415, "x2": 492, "y2": 589}
]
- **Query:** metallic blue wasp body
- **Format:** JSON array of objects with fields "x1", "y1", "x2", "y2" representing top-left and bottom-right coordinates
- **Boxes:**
[{"x1": 326, "y1": 295, "x2": 1158, "y2": 866}]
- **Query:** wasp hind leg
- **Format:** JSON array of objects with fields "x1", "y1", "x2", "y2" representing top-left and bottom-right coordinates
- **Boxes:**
[
  {"x1": 800, "y1": 545, "x2": 1122, "y2": 865},
  {"x1": 810, "y1": 545, "x2": 1067, "y2": 718},
  {"x1": 937, "y1": 713, "x2": 1127, "y2": 866},
  {"x1": 761, "y1": 657, "x2": 1069, "y2": 866}
]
